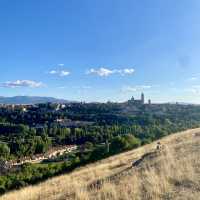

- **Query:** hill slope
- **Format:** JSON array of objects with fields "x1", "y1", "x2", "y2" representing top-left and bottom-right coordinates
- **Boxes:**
[
  {"x1": 0, "y1": 96, "x2": 70, "y2": 104},
  {"x1": 1, "y1": 128, "x2": 200, "y2": 200}
]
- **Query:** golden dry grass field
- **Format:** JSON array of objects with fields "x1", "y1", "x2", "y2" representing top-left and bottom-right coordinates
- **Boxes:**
[{"x1": 1, "y1": 128, "x2": 200, "y2": 200}]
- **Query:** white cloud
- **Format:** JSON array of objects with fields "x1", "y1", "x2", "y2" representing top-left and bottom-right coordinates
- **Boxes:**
[
  {"x1": 87, "y1": 68, "x2": 113, "y2": 77},
  {"x1": 0, "y1": 80, "x2": 44, "y2": 88},
  {"x1": 73, "y1": 85, "x2": 92, "y2": 89},
  {"x1": 58, "y1": 64, "x2": 64, "y2": 67},
  {"x1": 187, "y1": 73, "x2": 200, "y2": 81},
  {"x1": 87, "y1": 67, "x2": 135, "y2": 77},
  {"x1": 121, "y1": 85, "x2": 152, "y2": 93},
  {"x1": 57, "y1": 86, "x2": 67, "y2": 89},
  {"x1": 58, "y1": 85, "x2": 92, "y2": 90},
  {"x1": 49, "y1": 70, "x2": 57, "y2": 74},
  {"x1": 49, "y1": 69, "x2": 70, "y2": 77},
  {"x1": 118, "y1": 68, "x2": 135, "y2": 75},
  {"x1": 188, "y1": 77, "x2": 198, "y2": 81},
  {"x1": 60, "y1": 70, "x2": 70, "y2": 76}
]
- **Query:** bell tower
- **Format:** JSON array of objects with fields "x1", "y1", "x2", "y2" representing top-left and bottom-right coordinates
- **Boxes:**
[{"x1": 141, "y1": 93, "x2": 145, "y2": 104}]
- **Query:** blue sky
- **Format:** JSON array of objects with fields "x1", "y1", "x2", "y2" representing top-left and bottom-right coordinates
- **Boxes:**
[{"x1": 1, "y1": 0, "x2": 200, "y2": 103}]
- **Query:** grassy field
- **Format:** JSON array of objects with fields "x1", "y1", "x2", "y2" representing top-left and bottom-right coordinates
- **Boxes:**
[{"x1": 1, "y1": 128, "x2": 200, "y2": 200}]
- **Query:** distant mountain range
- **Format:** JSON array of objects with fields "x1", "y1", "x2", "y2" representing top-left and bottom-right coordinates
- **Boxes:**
[
  {"x1": 0, "y1": 96, "x2": 70, "y2": 105},
  {"x1": 0, "y1": 96, "x2": 197, "y2": 105}
]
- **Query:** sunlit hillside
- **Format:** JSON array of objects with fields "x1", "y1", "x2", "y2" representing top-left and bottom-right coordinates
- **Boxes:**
[{"x1": 1, "y1": 128, "x2": 200, "y2": 200}]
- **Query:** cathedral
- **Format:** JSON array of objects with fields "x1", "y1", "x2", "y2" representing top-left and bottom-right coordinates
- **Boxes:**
[{"x1": 128, "y1": 93, "x2": 145, "y2": 105}]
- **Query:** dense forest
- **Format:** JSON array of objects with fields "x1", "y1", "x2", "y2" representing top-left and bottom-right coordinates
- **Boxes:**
[{"x1": 0, "y1": 101, "x2": 200, "y2": 193}]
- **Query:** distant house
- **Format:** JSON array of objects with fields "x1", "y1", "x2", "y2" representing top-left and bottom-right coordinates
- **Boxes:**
[{"x1": 54, "y1": 119, "x2": 94, "y2": 128}]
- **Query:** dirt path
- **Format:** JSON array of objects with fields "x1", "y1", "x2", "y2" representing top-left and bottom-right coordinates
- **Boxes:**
[
  {"x1": 10, "y1": 145, "x2": 77, "y2": 166},
  {"x1": 88, "y1": 150, "x2": 160, "y2": 190}
]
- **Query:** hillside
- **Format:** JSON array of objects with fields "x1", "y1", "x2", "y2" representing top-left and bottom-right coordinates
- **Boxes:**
[
  {"x1": 0, "y1": 96, "x2": 70, "y2": 104},
  {"x1": 1, "y1": 128, "x2": 200, "y2": 200}
]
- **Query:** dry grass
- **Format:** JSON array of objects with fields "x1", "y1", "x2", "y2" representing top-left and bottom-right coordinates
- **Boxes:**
[{"x1": 1, "y1": 128, "x2": 200, "y2": 200}]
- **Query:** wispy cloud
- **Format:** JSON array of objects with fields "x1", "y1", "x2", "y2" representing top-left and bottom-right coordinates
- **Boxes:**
[
  {"x1": 48, "y1": 64, "x2": 70, "y2": 77},
  {"x1": 58, "y1": 85, "x2": 92, "y2": 90},
  {"x1": 57, "y1": 86, "x2": 67, "y2": 89},
  {"x1": 122, "y1": 68, "x2": 135, "y2": 74},
  {"x1": 187, "y1": 73, "x2": 200, "y2": 81},
  {"x1": 73, "y1": 85, "x2": 92, "y2": 90},
  {"x1": 86, "y1": 67, "x2": 135, "y2": 77},
  {"x1": 0, "y1": 80, "x2": 44, "y2": 88},
  {"x1": 58, "y1": 64, "x2": 64, "y2": 67},
  {"x1": 187, "y1": 77, "x2": 198, "y2": 81},
  {"x1": 49, "y1": 70, "x2": 57, "y2": 74},
  {"x1": 60, "y1": 70, "x2": 70, "y2": 76},
  {"x1": 87, "y1": 68, "x2": 113, "y2": 77},
  {"x1": 49, "y1": 69, "x2": 70, "y2": 77},
  {"x1": 121, "y1": 85, "x2": 152, "y2": 93}
]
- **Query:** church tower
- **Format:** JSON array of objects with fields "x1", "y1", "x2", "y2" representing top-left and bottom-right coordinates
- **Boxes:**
[{"x1": 141, "y1": 93, "x2": 145, "y2": 104}]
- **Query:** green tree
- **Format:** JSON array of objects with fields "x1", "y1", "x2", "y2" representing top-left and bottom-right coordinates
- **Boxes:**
[
  {"x1": 110, "y1": 136, "x2": 128, "y2": 153},
  {"x1": 123, "y1": 134, "x2": 141, "y2": 149},
  {"x1": 0, "y1": 143, "x2": 10, "y2": 159}
]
